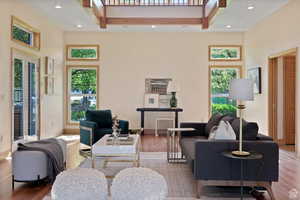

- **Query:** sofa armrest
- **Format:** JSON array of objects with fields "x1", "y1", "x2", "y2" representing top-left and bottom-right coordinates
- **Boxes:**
[
  {"x1": 80, "y1": 120, "x2": 98, "y2": 129},
  {"x1": 180, "y1": 122, "x2": 207, "y2": 137},
  {"x1": 256, "y1": 134, "x2": 273, "y2": 141},
  {"x1": 194, "y1": 140, "x2": 279, "y2": 182}
]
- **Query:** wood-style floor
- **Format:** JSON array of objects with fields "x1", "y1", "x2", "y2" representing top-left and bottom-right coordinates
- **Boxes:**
[{"x1": 0, "y1": 135, "x2": 299, "y2": 200}]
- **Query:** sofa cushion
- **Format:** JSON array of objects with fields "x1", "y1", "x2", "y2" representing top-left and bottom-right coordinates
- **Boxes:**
[
  {"x1": 205, "y1": 113, "x2": 223, "y2": 137},
  {"x1": 180, "y1": 136, "x2": 207, "y2": 160},
  {"x1": 86, "y1": 110, "x2": 113, "y2": 128},
  {"x1": 220, "y1": 114, "x2": 235, "y2": 124},
  {"x1": 231, "y1": 118, "x2": 259, "y2": 140}
]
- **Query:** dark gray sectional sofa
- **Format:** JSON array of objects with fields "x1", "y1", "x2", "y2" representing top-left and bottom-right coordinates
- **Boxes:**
[{"x1": 179, "y1": 114, "x2": 279, "y2": 200}]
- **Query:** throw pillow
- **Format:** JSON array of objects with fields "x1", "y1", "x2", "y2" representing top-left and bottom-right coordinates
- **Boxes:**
[
  {"x1": 205, "y1": 113, "x2": 223, "y2": 137},
  {"x1": 209, "y1": 121, "x2": 236, "y2": 140},
  {"x1": 231, "y1": 118, "x2": 259, "y2": 140}
]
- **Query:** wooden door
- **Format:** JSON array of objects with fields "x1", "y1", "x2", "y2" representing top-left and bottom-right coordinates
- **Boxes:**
[
  {"x1": 268, "y1": 58, "x2": 278, "y2": 141},
  {"x1": 283, "y1": 56, "x2": 296, "y2": 145}
]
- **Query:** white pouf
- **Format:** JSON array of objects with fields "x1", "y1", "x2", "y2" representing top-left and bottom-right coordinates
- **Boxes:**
[
  {"x1": 111, "y1": 167, "x2": 168, "y2": 200},
  {"x1": 51, "y1": 168, "x2": 108, "y2": 200}
]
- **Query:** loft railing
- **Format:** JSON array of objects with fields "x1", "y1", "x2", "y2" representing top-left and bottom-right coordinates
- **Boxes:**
[{"x1": 104, "y1": 0, "x2": 203, "y2": 6}]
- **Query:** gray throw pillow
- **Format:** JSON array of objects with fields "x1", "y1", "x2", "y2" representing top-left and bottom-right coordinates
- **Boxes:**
[
  {"x1": 205, "y1": 113, "x2": 223, "y2": 137},
  {"x1": 231, "y1": 118, "x2": 259, "y2": 140}
]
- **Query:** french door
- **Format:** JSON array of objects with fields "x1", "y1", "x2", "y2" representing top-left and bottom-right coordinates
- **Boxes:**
[{"x1": 12, "y1": 49, "x2": 40, "y2": 143}]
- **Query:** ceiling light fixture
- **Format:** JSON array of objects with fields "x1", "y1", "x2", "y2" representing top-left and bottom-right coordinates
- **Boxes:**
[
  {"x1": 55, "y1": 4, "x2": 62, "y2": 9},
  {"x1": 151, "y1": 25, "x2": 156, "y2": 29},
  {"x1": 247, "y1": 5, "x2": 254, "y2": 10},
  {"x1": 76, "y1": 24, "x2": 83, "y2": 29},
  {"x1": 226, "y1": 25, "x2": 232, "y2": 28}
]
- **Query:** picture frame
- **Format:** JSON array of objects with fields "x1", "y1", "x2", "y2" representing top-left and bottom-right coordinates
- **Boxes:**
[
  {"x1": 209, "y1": 45, "x2": 242, "y2": 61},
  {"x1": 144, "y1": 94, "x2": 159, "y2": 108},
  {"x1": 66, "y1": 45, "x2": 99, "y2": 61},
  {"x1": 45, "y1": 56, "x2": 54, "y2": 76},
  {"x1": 247, "y1": 67, "x2": 262, "y2": 94}
]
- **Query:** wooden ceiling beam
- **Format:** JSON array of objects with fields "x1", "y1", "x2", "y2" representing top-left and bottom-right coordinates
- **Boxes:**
[
  {"x1": 82, "y1": 0, "x2": 107, "y2": 28},
  {"x1": 202, "y1": 0, "x2": 227, "y2": 29},
  {"x1": 106, "y1": 18, "x2": 203, "y2": 25}
]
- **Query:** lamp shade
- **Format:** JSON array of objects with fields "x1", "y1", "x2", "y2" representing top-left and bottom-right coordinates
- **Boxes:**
[{"x1": 229, "y1": 79, "x2": 254, "y2": 101}]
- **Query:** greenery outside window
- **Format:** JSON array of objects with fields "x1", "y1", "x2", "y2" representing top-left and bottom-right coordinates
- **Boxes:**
[
  {"x1": 209, "y1": 66, "x2": 242, "y2": 117},
  {"x1": 11, "y1": 16, "x2": 41, "y2": 50},
  {"x1": 67, "y1": 65, "x2": 99, "y2": 124}
]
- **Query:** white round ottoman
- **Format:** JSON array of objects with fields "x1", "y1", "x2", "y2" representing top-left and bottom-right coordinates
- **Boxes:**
[
  {"x1": 51, "y1": 168, "x2": 108, "y2": 200},
  {"x1": 111, "y1": 167, "x2": 168, "y2": 200}
]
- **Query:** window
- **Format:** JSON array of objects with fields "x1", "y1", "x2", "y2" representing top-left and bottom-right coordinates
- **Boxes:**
[
  {"x1": 67, "y1": 66, "x2": 99, "y2": 123},
  {"x1": 11, "y1": 16, "x2": 40, "y2": 50},
  {"x1": 209, "y1": 66, "x2": 242, "y2": 117}
]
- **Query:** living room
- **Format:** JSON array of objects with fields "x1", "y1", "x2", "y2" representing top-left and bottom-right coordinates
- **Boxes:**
[{"x1": 0, "y1": 0, "x2": 299, "y2": 199}]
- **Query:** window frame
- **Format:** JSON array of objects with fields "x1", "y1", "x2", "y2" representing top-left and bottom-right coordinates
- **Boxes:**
[
  {"x1": 208, "y1": 65, "x2": 243, "y2": 117},
  {"x1": 11, "y1": 16, "x2": 41, "y2": 51},
  {"x1": 66, "y1": 65, "x2": 100, "y2": 125}
]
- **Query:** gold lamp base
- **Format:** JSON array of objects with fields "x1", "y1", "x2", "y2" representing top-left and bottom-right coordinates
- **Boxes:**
[{"x1": 232, "y1": 150, "x2": 250, "y2": 157}]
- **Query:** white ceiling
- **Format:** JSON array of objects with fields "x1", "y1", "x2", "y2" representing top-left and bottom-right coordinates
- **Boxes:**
[{"x1": 24, "y1": 0, "x2": 289, "y2": 32}]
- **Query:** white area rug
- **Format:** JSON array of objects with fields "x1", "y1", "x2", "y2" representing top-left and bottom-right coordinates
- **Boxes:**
[{"x1": 44, "y1": 152, "x2": 254, "y2": 200}]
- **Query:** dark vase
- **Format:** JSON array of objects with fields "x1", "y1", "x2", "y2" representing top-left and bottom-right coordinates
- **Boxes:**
[{"x1": 170, "y1": 92, "x2": 177, "y2": 108}]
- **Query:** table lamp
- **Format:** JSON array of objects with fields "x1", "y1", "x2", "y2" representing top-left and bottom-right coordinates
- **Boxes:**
[{"x1": 229, "y1": 79, "x2": 254, "y2": 156}]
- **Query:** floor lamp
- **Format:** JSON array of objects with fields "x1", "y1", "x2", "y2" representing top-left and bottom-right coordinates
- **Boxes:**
[{"x1": 229, "y1": 79, "x2": 254, "y2": 156}]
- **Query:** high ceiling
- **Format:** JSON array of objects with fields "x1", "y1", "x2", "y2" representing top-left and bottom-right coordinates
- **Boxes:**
[{"x1": 25, "y1": 0, "x2": 289, "y2": 32}]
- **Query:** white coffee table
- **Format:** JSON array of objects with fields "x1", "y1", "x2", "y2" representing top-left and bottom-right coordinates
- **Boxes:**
[{"x1": 91, "y1": 134, "x2": 140, "y2": 170}]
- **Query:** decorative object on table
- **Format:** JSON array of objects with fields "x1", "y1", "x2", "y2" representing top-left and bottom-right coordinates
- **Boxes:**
[
  {"x1": 247, "y1": 67, "x2": 262, "y2": 94},
  {"x1": 79, "y1": 110, "x2": 129, "y2": 157},
  {"x1": 229, "y1": 79, "x2": 254, "y2": 156},
  {"x1": 209, "y1": 45, "x2": 242, "y2": 61},
  {"x1": 51, "y1": 168, "x2": 108, "y2": 200},
  {"x1": 66, "y1": 44, "x2": 99, "y2": 61},
  {"x1": 111, "y1": 167, "x2": 168, "y2": 200},
  {"x1": 45, "y1": 56, "x2": 55, "y2": 95},
  {"x1": 144, "y1": 93, "x2": 159, "y2": 108},
  {"x1": 145, "y1": 78, "x2": 172, "y2": 108},
  {"x1": 167, "y1": 80, "x2": 180, "y2": 108}
]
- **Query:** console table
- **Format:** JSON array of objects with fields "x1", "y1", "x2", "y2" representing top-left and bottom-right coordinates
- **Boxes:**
[{"x1": 136, "y1": 108, "x2": 183, "y2": 134}]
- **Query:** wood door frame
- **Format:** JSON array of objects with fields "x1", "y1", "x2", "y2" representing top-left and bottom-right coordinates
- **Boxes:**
[
  {"x1": 268, "y1": 48, "x2": 297, "y2": 145},
  {"x1": 10, "y1": 48, "x2": 41, "y2": 151}
]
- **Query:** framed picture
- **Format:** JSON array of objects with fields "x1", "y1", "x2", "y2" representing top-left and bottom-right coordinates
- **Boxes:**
[
  {"x1": 248, "y1": 67, "x2": 262, "y2": 94},
  {"x1": 45, "y1": 56, "x2": 54, "y2": 75},
  {"x1": 209, "y1": 45, "x2": 242, "y2": 61},
  {"x1": 66, "y1": 45, "x2": 99, "y2": 61},
  {"x1": 144, "y1": 94, "x2": 159, "y2": 108}
]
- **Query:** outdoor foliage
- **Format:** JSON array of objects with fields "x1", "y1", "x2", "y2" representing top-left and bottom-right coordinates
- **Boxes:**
[
  {"x1": 211, "y1": 48, "x2": 237, "y2": 59},
  {"x1": 211, "y1": 68, "x2": 237, "y2": 116},
  {"x1": 71, "y1": 49, "x2": 97, "y2": 58},
  {"x1": 12, "y1": 25, "x2": 31, "y2": 45},
  {"x1": 70, "y1": 69, "x2": 97, "y2": 121},
  {"x1": 212, "y1": 104, "x2": 237, "y2": 116}
]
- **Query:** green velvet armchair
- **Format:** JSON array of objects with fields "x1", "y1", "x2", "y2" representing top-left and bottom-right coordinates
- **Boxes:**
[{"x1": 80, "y1": 110, "x2": 129, "y2": 147}]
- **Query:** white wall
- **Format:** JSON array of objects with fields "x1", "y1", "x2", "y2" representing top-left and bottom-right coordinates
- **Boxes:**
[
  {"x1": 64, "y1": 31, "x2": 244, "y2": 129},
  {"x1": 244, "y1": 0, "x2": 300, "y2": 155},
  {"x1": 0, "y1": 0, "x2": 64, "y2": 155}
]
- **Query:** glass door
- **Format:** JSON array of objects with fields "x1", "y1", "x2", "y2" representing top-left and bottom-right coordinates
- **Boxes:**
[{"x1": 12, "y1": 50, "x2": 40, "y2": 143}]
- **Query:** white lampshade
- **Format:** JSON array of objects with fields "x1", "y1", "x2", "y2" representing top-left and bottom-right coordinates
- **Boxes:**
[{"x1": 229, "y1": 79, "x2": 254, "y2": 101}]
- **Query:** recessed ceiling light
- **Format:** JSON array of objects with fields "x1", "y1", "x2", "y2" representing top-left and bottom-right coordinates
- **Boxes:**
[
  {"x1": 248, "y1": 5, "x2": 254, "y2": 10},
  {"x1": 151, "y1": 25, "x2": 156, "y2": 29},
  {"x1": 76, "y1": 24, "x2": 83, "y2": 29},
  {"x1": 226, "y1": 25, "x2": 232, "y2": 28},
  {"x1": 55, "y1": 4, "x2": 62, "y2": 9}
]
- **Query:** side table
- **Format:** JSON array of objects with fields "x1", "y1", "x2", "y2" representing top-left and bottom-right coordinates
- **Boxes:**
[
  {"x1": 167, "y1": 128, "x2": 195, "y2": 163},
  {"x1": 222, "y1": 151, "x2": 263, "y2": 200}
]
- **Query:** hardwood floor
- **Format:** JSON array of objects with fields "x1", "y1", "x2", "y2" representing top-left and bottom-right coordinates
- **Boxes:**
[{"x1": 0, "y1": 134, "x2": 299, "y2": 200}]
